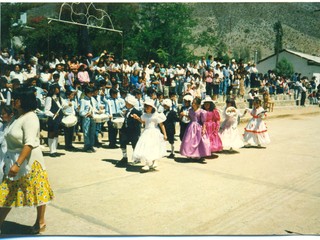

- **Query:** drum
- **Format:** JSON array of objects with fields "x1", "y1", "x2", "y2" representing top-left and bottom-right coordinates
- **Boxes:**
[
  {"x1": 37, "y1": 113, "x2": 48, "y2": 122},
  {"x1": 112, "y1": 117, "x2": 125, "y2": 129},
  {"x1": 62, "y1": 115, "x2": 78, "y2": 127},
  {"x1": 93, "y1": 113, "x2": 108, "y2": 123}
]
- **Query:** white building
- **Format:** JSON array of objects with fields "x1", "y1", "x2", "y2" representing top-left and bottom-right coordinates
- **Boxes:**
[{"x1": 257, "y1": 49, "x2": 320, "y2": 81}]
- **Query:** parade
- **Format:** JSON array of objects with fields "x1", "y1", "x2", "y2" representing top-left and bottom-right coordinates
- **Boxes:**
[
  {"x1": 0, "y1": 2, "x2": 320, "y2": 236},
  {"x1": 1, "y1": 49, "x2": 319, "y2": 235}
]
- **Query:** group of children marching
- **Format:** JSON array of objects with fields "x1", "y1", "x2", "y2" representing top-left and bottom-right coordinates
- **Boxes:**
[{"x1": 118, "y1": 93, "x2": 270, "y2": 172}]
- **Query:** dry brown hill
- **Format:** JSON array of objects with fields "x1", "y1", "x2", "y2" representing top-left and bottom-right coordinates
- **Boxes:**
[{"x1": 191, "y1": 2, "x2": 320, "y2": 59}]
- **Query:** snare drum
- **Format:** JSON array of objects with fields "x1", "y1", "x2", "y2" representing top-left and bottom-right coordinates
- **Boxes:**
[
  {"x1": 112, "y1": 117, "x2": 125, "y2": 129},
  {"x1": 93, "y1": 113, "x2": 108, "y2": 123},
  {"x1": 62, "y1": 115, "x2": 78, "y2": 127},
  {"x1": 37, "y1": 113, "x2": 48, "y2": 122}
]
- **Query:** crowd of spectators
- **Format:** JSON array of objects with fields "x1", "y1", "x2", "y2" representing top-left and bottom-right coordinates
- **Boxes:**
[{"x1": 0, "y1": 48, "x2": 319, "y2": 152}]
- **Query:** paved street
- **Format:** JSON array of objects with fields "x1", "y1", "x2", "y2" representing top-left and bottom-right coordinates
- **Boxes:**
[{"x1": 2, "y1": 106, "x2": 320, "y2": 236}]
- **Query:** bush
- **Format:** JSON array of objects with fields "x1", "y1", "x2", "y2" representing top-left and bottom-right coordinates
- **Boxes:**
[{"x1": 274, "y1": 58, "x2": 294, "y2": 78}]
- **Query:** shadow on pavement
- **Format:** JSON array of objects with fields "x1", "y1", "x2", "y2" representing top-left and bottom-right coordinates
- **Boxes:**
[
  {"x1": 174, "y1": 157, "x2": 205, "y2": 164},
  {"x1": 101, "y1": 159, "x2": 118, "y2": 166},
  {"x1": 125, "y1": 164, "x2": 143, "y2": 173},
  {"x1": 1, "y1": 221, "x2": 34, "y2": 235},
  {"x1": 242, "y1": 145, "x2": 266, "y2": 149},
  {"x1": 216, "y1": 150, "x2": 240, "y2": 154},
  {"x1": 42, "y1": 152, "x2": 66, "y2": 157}
]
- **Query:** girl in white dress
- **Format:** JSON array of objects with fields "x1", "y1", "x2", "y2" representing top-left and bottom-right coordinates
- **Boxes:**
[
  {"x1": 219, "y1": 99, "x2": 247, "y2": 151},
  {"x1": 243, "y1": 98, "x2": 271, "y2": 147},
  {"x1": 132, "y1": 99, "x2": 167, "y2": 172}
]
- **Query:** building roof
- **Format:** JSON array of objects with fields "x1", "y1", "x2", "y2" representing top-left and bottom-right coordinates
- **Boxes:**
[{"x1": 258, "y1": 49, "x2": 320, "y2": 64}]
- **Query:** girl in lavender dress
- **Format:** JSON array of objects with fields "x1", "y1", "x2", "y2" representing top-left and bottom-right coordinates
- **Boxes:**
[
  {"x1": 201, "y1": 96, "x2": 223, "y2": 153},
  {"x1": 180, "y1": 97, "x2": 211, "y2": 162}
]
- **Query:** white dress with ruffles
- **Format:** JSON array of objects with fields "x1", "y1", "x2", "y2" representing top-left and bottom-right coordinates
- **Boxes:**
[
  {"x1": 243, "y1": 106, "x2": 271, "y2": 145},
  {"x1": 132, "y1": 112, "x2": 167, "y2": 164},
  {"x1": 219, "y1": 107, "x2": 244, "y2": 149}
]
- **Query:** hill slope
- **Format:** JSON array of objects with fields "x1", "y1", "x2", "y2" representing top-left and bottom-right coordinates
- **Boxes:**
[{"x1": 192, "y1": 2, "x2": 320, "y2": 59}]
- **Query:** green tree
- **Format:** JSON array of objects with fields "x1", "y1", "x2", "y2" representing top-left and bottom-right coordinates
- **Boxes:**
[
  {"x1": 273, "y1": 20, "x2": 283, "y2": 66},
  {"x1": 23, "y1": 18, "x2": 79, "y2": 56},
  {"x1": 274, "y1": 58, "x2": 294, "y2": 77},
  {"x1": 5, "y1": 3, "x2": 202, "y2": 63},
  {"x1": 239, "y1": 46, "x2": 251, "y2": 63}
]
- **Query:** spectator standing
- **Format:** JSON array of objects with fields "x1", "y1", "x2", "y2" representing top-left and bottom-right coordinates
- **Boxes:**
[{"x1": 0, "y1": 87, "x2": 54, "y2": 234}]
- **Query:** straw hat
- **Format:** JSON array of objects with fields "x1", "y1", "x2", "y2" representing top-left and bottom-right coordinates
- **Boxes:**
[
  {"x1": 162, "y1": 99, "x2": 172, "y2": 108},
  {"x1": 183, "y1": 95, "x2": 193, "y2": 102},
  {"x1": 143, "y1": 99, "x2": 156, "y2": 109},
  {"x1": 201, "y1": 95, "x2": 214, "y2": 105},
  {"x1": 125, "y1": 94, "x2": 137, "y2": 106}
]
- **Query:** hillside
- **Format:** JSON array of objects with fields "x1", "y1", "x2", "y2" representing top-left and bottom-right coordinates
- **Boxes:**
[{"x1": 192, "y1": 2, "x2": 320, "y2": 59}]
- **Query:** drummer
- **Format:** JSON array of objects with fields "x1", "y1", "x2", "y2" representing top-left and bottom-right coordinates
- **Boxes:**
[
  {"x1": 92, "y1": 86, "x2": 105, "y2": 148},
  {"x1": 105, "y1": 87, "x2": 123, "y2": 149},
  {"x1": 62, "y1": 86, "x2": 78, "y2": 152},
  {"x1": 132, "y1": 89, "x2": 144, "y2": 112},
  {"x1": 79, "y1": 86, "x2": 97, "y2": 153}
]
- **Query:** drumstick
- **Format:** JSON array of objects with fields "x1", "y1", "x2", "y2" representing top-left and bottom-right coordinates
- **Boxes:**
[
  {"x1": 0, "y1": 92, "x2": 6, "y2": 102},
  {"x1": 52, "y1": 107, "x2": 62, "y2": 120}
]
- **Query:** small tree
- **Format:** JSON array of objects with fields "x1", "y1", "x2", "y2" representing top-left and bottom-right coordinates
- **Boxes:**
[
  {"x1": 273, "y1": 20, "x2": 283, "y2": 66},
  {"x1": 274, "y1": 58, "x2": 294, "y2": 78}
]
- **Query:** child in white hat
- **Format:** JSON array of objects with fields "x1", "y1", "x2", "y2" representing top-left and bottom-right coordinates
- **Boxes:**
[
  {"x1": 131, "y1": 99, "x2": 167, "y2": 172},
  {"x1": 162, "y1": 99, "x2": 179, "y2": 158}
]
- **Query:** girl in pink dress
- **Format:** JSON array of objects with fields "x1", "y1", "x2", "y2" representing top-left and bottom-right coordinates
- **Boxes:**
[
  {"x1": 180, "y1": 97, "x2": 211, "y2": 162},
  {"x1": 201, "y1": 96, "x2": 223, "y2": 153}
]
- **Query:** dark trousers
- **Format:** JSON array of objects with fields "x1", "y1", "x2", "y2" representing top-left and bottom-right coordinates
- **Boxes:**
[
  {"x1": 300, "y1": 91, "x2": 307, "y2": 106},
  {"x1": 120, "y1": 131, "x2": 139, "y2": 150},
  {"x1": 107, "y1": 120, "x2": 118, "y2": 146},
  {"x1": 206, "y1": 82, "x2": 214, "y2": 97},
  {"x1": 179, "y1": 122, "x2": 189, "y2": 141},
  {"x1": 64, "y1": 126, "x2": 74, "y2": 148}
]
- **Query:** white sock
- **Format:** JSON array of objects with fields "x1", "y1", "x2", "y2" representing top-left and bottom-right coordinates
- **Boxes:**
[
  {"x1": 54, "y1": 137, "x2": 59, "y2": 149},
  {"x1": 48, "y1": 138, "x2": 54, "y2": 153},
  {"x1": 171, "y1": 144, "x2": 174, "y2": 154},
  {"x1": 52, "y1": 137, "x2": 58, "y2": 153},
  {"x1": 121, "y1": 148, "x2": 127, "y2": 158}
]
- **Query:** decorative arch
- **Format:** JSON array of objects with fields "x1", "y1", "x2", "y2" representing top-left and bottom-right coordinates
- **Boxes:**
[{"x1": 48, "y1": 2, "x2": 122, "y2": 34}]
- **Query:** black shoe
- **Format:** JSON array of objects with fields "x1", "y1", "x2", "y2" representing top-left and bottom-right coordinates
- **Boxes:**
[
  {"x1": 83, "y1": 148, "x2": 93, "y2": 153},
  {"x1": 49, "y1": 153, "x2": 58, "y2": 157},
  {"x1": 94, "y1": 142, "x2": 102, "y2": 148},
  {"x1": 65, "y1": 146, "x2": 77, "y2": 152},
  {"x1": 108, "y1": 144, "x2": 119, "y2": 149},
  {"x1": 90, "y1": 147, "x2": 97, "y2": 152},
  {"x1": 198, "y1": 157, "x2": 207, "y2": 164},
  {"x1": 116, "y1": 157, "x2": 128, "y2": 167},
  {"x1": 168, "y1": 153, "x2": 175, "y2": 158}
]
